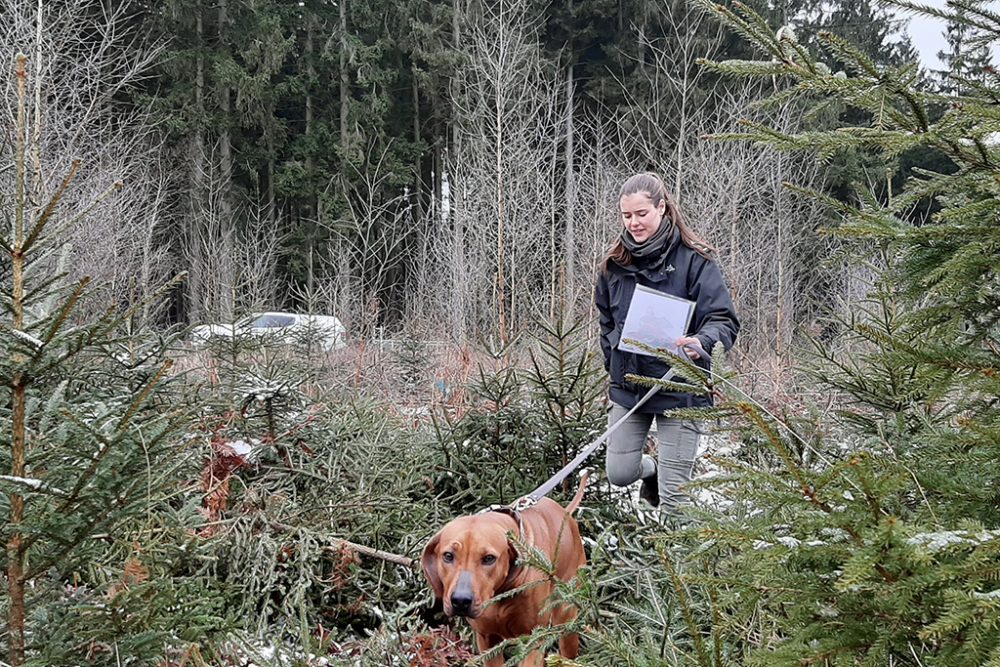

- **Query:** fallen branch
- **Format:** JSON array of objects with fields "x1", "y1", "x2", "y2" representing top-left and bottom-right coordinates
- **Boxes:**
[{"x1": 268, "y1": 520, "x2": 416, "y2": 569}]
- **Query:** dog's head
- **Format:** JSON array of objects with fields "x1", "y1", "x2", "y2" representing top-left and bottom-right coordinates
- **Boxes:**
[{"x1": 421, "y1": 514, "x2": 521, "y2": 618}]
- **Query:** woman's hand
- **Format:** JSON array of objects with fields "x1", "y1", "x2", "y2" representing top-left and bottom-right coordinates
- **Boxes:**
[{"x1": 676, "y1": 336, "x2": 704, "y2": 360}]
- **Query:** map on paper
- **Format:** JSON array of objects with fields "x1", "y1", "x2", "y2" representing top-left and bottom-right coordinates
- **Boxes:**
[{"x1": 618, "y1": 285, "x2": 695, "y2": 358}]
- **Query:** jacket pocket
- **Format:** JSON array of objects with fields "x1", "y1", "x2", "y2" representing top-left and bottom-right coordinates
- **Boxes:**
[
  {"x1": 610, "y1": 348, "x2": 625, "y2": 387},
  {"x1": 609, "y1": 346, "x2": 638, "y2": 391},
  {"x1": 637, "y1": 354, "x2": 671, "y2": 384}
]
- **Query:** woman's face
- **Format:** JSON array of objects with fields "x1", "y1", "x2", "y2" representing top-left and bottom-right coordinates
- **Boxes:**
[{"x1": 620, "y1": 192, "x2": 665, "y2": 243}]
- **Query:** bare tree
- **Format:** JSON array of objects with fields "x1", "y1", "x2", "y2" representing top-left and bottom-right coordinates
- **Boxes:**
[
  {"x1": 183, "y1": 156, "x2": 285, "y2": 324},
  {"x1": 314, "y1": 142, "x2": 418, "y2": 339},
  {"x1": 683, "y1": 91, "x2": 829, "y2": 363},
  {"x1": 419, "y1": 0, "x2": 564, "y2": 344},
  {"x1": 0, "y1": 0, "x2": 171, "y2": 321},
  {"x1": 615, "y1": 0, "x2": 727, "y2": 200},
  {"x1": 183, "y1": 149, "x2": 238, "y2": 323}
]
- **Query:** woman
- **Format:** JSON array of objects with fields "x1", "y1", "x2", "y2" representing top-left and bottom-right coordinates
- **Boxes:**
[{"x1": 595, "y1": 172, "x2": 739, "y2": 515}]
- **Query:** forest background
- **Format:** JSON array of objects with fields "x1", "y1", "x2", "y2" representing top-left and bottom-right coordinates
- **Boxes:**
[
  {"x1": 2, "y1": 0, "x2": 998, "y2": 664},
  {"x1": 3, "y1": 0, "x2": 957, "y2": 350}
]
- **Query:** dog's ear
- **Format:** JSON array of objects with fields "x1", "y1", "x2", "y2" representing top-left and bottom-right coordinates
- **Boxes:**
[
  {"x1": 421, "y1": 532, "x2": 444, "y2": 599},
  {"x1": 498, "y1": 539, "x2": 522, "y2": 593}
]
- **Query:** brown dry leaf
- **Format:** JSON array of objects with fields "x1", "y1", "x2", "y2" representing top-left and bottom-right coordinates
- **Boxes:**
[
  {"x1": 123, "y1": 556, "x2": 149, "y2": 586},
  {"x1": 106, "y1": 555, "x2": 149, "y2": 599}
]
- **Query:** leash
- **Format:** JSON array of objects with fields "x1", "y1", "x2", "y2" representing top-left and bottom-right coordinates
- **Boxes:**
[{"x1": 506, "y1": 342, "x2": 706, "y2": 512}]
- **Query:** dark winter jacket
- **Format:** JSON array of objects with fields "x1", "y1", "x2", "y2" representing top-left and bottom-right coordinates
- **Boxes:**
[{"x1": 594, "y1": 227, "x2": 740, "y2": 413}]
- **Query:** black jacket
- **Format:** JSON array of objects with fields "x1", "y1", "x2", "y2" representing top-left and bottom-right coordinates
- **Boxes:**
[{"x1": 594, "y1": 228, "x2": 740, "y2": 413}]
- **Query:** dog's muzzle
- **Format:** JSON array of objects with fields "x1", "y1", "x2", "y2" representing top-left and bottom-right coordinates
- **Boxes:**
[{"x1": 449, "y1": 571, "x2": 477, "y2": 617}]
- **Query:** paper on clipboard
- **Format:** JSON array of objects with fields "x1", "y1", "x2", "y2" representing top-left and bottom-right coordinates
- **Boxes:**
[{"x1": 618, "y1": 285, "x2": 695, "y2": 358}]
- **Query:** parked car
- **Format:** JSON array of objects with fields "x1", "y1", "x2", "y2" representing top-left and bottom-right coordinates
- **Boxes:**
[{"x1": 191, "y1": 311, "x2": 347, "y2": 351}]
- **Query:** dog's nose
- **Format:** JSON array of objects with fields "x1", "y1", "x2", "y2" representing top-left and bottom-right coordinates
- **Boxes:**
[{"x1": 450, "y1": 591, "x2": 473, "y2": 616}]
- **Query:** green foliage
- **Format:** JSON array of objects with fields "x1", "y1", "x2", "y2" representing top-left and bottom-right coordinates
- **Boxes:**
[
  {"x1": 1, "y1": 72, "x2": 232, "y2": 661},
  {"x1": 430, "y1": 314, "x2": 606, "y2": 509},
  {"x1": 599, "y1": 1, "x2": 1000, "y2": 664},
  {"x1": 182, "y1": 357, "x2": 440, "y2": 644}
]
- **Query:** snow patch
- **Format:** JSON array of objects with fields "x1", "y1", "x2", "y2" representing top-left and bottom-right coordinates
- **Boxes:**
[
  {"x1": 0, "y1": 475, "x2": 65, "y2": 496},
  {"x1": 0, "y1": 475, "x2": 45, "y2": 490},
  {"x1": 11, "y1": 328, "x2": 43, "y2": 348},
  {"x1": 907, "y1": 530, "x2": 1000, "y2": 552},
  {"x1": 972, "y1": 590, "x2": 1000, "y2": 600},
  {"x1": 226, "y1": 439, "x2": 255, "y2": 458}
]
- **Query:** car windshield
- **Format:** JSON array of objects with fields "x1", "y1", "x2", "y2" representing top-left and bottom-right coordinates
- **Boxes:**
[{"x1": 249, "y1": 314, "x2": 295, "y2": 329}]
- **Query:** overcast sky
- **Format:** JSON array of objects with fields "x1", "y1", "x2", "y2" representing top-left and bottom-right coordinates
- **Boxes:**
[{"x1": 897, "y1": 0, "x2": 1000, "y2": 71}]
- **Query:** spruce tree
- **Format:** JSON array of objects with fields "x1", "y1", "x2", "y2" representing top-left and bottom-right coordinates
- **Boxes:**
[
  {"x1": 936, "y1": 0, "x2": 995, "y2": 95},
  {"x1": 624, "y1": 1, "x2": 1000, "y2": 663},
  {"x1": 1, "y1": 54, "x2": 227, "y2": 666}
]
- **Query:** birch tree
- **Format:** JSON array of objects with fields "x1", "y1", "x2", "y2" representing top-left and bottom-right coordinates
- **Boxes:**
[
  {"x1": 428, "y1": 0, "x2": 563, "y2": 344},
  {"x1": 0, "y1": 0, "x2": 170, "y2": 322}
]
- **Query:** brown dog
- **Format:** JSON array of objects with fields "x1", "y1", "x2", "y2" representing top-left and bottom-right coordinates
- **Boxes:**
[{"x1": 421, "y1": 477, "x2": 588, "y2": 666}]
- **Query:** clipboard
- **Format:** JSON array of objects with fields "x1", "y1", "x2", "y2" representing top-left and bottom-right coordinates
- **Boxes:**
[{"x1": 618, "y1": 284, "x2": 695, "y2": 358}]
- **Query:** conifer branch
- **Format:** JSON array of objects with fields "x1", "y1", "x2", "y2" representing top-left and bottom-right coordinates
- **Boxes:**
[
  {"x1": 265, "y1": 520, "x2": 415, "y2": 568},
  {"x1": 21, "y1": 159, "x2": 80, "y2": 255},
  {"x1": 24, "y1": 482, "x2": 142, "y2": 580},
  {"x1": 692, "y1": 0, "x2": 783, "y2": 62},
  {"x1": 46, "y1": 408, "x2": 139, "y2": 524},
  {"x1": 737, "y1": 402, "x2": 832, "y2": 514},
  {"x1": 818, "y1": 31, "x2": 880, "y2": 79},
  {"x1": 659, "y1": 545, "x2": 712, "y2": 667},
  {"x1": 39, "y1": 277, "x2": 90, "y2": 347},
  {"x1": 116, "y1": 359, "x2": 173, "y2": 432}
]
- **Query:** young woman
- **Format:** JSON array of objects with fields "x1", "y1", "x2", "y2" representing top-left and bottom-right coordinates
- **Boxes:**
[{"x1": 595, "y1": 172, "x2": 739, "y2": 515}]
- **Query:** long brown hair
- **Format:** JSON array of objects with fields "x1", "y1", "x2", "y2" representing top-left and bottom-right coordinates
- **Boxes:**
[{"x1": 602, "y1": 172, "x2": 714, "y2": 271}]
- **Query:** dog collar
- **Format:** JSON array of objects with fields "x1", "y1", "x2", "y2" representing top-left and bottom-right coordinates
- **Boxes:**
[{"x1": 479, "y1": 504, "x2": 526, "y2": 539}]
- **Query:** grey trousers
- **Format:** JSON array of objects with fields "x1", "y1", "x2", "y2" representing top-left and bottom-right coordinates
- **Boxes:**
[{"x1": 605, "y1": 402, "x2": 702, "y2": 511}]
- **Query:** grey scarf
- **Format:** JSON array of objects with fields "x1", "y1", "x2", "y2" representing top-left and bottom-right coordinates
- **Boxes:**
[{"x1": 620, "y1": 217, "x2": 674, "y2": 260}]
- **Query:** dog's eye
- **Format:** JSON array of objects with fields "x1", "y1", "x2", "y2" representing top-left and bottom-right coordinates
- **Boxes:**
[
  {"x1": 482, "y1": 554, "x2": 497, "y2": 565},
  {"x1": 442, "y1": 551, "x2": 454, "y2": 563}
]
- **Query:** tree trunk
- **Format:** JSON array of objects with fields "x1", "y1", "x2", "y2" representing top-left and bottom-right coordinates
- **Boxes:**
[
  {"x1": 340, "y1": 0, "x2": 349, "y2": 148},
  {"x1": 494, "y1": 11, "x2": 507, "y2": 345},
  {"x1": 7, "y1": 54, "x2": 29, "y2": 667},
  {"x1": 189, "y1": 10, "x2": 207, "y2": 323},
  {"x1": 193, "y1": 9, "x2": 206, "y2": 198},
  {"x1": 218, "y1": 0, "x2": 234, "y2": 320},
  {"x1": 266, "y1": 145, "x2": 276, "y2": 227},
  {"x1": 218, "y1": 0, "x2": 232, "y2": 216},
  {"x1": 673, "y1": 13, "x2": 690, "y2": 202},
  {"x1": 563, "y1": 63, "x2": 575, "y2": 311},
  {"x1": 31, "y1": 0, "x2": 44, "y2": 204},
  {"x1": 305, "y1": 19, "x2": 315, "y2": 221},
  {"x1": 412, "y1": 64, "x2": 425, "y2": 219},
  {"x1": 451, "y1": 0, "x2": 467, "y2": 339},
  {"x1": 775, "y1": 151, "x2": 786, "y2": 359}
]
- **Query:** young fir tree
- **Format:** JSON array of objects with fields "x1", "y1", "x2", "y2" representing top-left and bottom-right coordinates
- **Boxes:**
[
  {"x1": 430, "y1": 314, "x2": 605, "y2": 509},
  {"x1": 638, "y1": 1, "x2": 1000, "y2": 664},
  {"x1": 556, "y1": 3, "x2": 1000, "y2": 666},
  {"x1": 1, "y1": 55, "x2": 228, "y2": 666}
]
